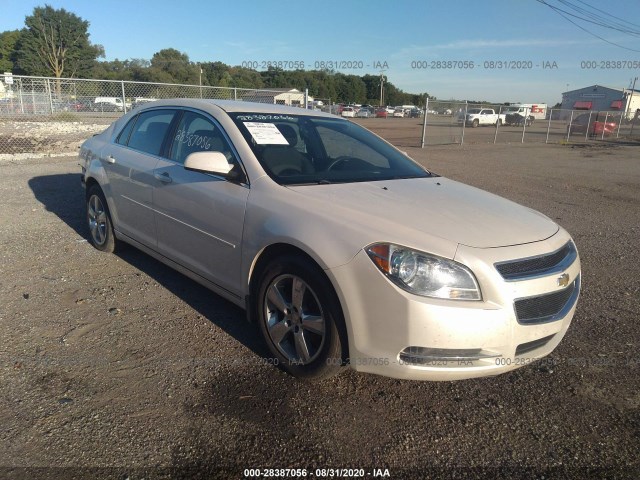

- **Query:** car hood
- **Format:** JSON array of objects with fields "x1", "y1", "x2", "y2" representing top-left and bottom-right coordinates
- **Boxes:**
[{"x1": 287, "y1": 177, "x2": 558, "y2": 249}]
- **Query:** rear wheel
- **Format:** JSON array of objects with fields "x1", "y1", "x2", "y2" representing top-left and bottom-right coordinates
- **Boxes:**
[
  {"x1": 255, "y1": 255, "x2": 346, "y2": 380},
  {"x1": 86, "y1": 185, "x2": 119, "y2": 253}
]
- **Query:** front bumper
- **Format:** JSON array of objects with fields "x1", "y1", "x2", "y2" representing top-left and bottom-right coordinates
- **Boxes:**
[{"x1": 327, "y1": 230, "x2": 580, "y2": 381}]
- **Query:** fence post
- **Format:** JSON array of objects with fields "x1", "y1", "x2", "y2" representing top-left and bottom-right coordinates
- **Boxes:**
[
  {"x1": 421, "y1": 97, "x2": 428, "y2": 148},
  {"x1": 545, "y1": 109, "x2": 552, "y2": 143},
  {"x1": 461, "y1": 101, "x2": 468, "y2": 145},
  {"x1": 601, "y1": 112, "x2": 608, "y2": 140},
  {"x1": 121, "y1": 81, "x2": 127, "y2": 114},
  {"x1": 493, "y1": 105, "x2": 501, "y2": 144},
  {"x1": 234, "y1": 88, "x2": 237, "y2": 101},
  {"x1": 585, "y1": 111, "x2": 592, "y2": 142},
  {"x1": 47, "y1": 78, "x2": 54, "y2": 114},
  {"x1": 520, "y1": 106, "x2": 529, "y2": 143},
  {"x1": 566, "y1": 110, "x2": 574, "y2": 142}
]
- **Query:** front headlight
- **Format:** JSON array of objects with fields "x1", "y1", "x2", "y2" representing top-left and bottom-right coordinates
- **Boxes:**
[{"x1": 366, "y1": 243, "x2": 482, "y2": 301}]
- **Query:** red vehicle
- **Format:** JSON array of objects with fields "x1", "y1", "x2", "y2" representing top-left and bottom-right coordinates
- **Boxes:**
[
  {"x1": 567, "y1": 113, "x2": 618, "y2": 136},
  {"x1": 375, "y1": 108, "x2": 388, "y2": 118}
]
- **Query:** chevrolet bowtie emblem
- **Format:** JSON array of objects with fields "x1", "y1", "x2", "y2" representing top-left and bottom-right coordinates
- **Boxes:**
[{"x1": 557, "y1": 273, "x2": 570, "y2": 288}]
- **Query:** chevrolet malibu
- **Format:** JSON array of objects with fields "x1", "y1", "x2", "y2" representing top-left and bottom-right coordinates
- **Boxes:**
[{"x1": 80, "y1": 99, "x2": 581, "y2": 381}]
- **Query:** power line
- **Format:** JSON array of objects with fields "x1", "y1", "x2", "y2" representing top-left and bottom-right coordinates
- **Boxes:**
[{"x1": 535, "y1": 0, "x2": 640, "y2": 52}]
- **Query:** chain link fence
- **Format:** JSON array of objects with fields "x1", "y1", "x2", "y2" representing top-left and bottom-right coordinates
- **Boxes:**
[
  {"x1": 0, "y1": 75, "x2": 319, "y2": 158},
  {"x1": 2, "y1": 75, "x2": 638, "y2": 158},
  {"x1": 417, "y1": 100, "x2": 639, "y2": 147}
]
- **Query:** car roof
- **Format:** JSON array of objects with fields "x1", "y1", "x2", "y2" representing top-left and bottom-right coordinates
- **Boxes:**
[{"x1": 136, "y1": 98, "x2": 335, "y2": 118}]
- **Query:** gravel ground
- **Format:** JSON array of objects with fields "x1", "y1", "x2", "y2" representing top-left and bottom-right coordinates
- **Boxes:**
[
  {"x1": 0, "y1": 119, "x2": 108, "y2": 160},
  {"x1": 0, "y1": 139, "x2": 639, "y2": 480}
]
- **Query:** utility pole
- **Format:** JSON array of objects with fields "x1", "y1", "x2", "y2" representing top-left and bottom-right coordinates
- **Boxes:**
[
  {"x1": 624, "y1": 76, "x2": 637, "y2": 121},
  {"x1": 379, "y1": 71, "x2": 386, "y2": 107},
  {"x1": 628, "y1": 77, "x2": 638, "y2": 136}
]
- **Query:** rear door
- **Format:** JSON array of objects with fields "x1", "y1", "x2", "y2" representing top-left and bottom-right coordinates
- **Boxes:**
[
  {"x1": 100, "y1": 108, "x2": 177, "y2": 247},
  {"x1": 152, "y1": 109, "x2": 249, "y2": 298}
]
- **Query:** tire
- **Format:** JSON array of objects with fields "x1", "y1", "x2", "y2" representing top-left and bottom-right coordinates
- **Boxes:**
[
  {"x1": 255, "y1": 254, "x2": 346, "y2": 380},
  {"x1": 86, "y1": 185, "x2": 119, "y2": 253},
  {"x1": 472, "y1": 119, "x2": 479, "y2": 128}
]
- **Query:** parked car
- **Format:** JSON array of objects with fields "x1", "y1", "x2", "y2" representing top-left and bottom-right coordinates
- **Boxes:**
[
  {"x1": 566, "y1": 113, "x2": 617, "y2": 136},
  {"x1": 67, "y1": 99, "x2": 93, "y2": 112},
  {"x1": 92, "y1": 101, "x2": 122, "y2": 113},
  {"x1": 93, "y1": 96, "x2": 124, "y2": 112},
  {"x1": 408, "y1": 108, "x2": 422, "y2": 118},
  {"x1": 341, "y1": 106, "x2": 355, "y2": 118},
  {"x1": 356, "y1": 108, "x2": 372, "y2": 118},
  {"x1": 375, "y1": 108, "x2": 388, "y2": 118},
  {"x1": 80, "y1": 98, "x2": 581, "y2": 381},
  {"x1": 0, "y1": 98, "x2": 17, "y2": 114},
  {"x1": 393, "y1": 108, "x2": 405, "y2": 118},
  {"x1": 132, "y1": 97, "x2": 157, "y2": 109},
  {"x1": 505, "y1": 112, "x2": 534, "y2": 127}
]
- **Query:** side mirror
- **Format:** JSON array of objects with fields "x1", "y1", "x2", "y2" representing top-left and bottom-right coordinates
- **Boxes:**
[{"x1": 184, "y1": 151, "x2": 234, "y2": 177}]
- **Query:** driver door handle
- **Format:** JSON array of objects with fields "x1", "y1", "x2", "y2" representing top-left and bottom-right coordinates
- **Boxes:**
[
  {"x1": 154, "y1": 171, "x2": 172, "y2": 183},
  {"x1": 104, "y1": 155, "x2": 116, "y2": 164}
]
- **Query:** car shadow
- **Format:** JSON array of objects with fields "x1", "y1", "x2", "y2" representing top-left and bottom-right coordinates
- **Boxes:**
[{"x1": 27, "y1": 173, "x2": 269, "y2": 358}]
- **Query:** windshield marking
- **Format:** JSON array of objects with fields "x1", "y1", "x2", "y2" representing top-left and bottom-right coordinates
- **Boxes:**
[{"x1": 243, "y1": 122, "x2": 289, "y2": 145}]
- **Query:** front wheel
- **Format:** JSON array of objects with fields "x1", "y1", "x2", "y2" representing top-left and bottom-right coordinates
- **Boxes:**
[
  {"x1": 255, "y1": 255, "x2": 346, "y2": 380},
  {"x1": 472, "y1": 119, "x2": 479, "y2": 128}
]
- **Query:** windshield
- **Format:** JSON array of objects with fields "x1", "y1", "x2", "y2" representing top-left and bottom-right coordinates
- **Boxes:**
[{"x1": 230, "y1": 113, "x2": 432, "y2": 185}]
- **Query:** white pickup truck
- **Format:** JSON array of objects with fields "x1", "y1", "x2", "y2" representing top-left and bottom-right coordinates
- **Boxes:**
[{"x1": 458, "y1": 108, "x2": 506, "y2": 127}]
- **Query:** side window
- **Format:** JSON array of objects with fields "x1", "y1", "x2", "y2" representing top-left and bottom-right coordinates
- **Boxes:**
[
  {"x1": 170, "y1": 111, "x2": 236, "y2": 166},
  {"x1": 127, "y1": 110, "x2": 176, "y2": 156},
  {"x1": 116, "y1": 115, "x2": 137, "y2": 146}
]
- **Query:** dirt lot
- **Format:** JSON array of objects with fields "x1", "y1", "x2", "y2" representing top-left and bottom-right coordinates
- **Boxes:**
[{"x1": 1, "y1": 128, "x2": 639, "y2": 479}]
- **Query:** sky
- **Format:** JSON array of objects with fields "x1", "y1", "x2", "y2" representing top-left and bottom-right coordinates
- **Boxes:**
[{"x1": 2, "y1": 0, "x2": 640, "y2": 105}]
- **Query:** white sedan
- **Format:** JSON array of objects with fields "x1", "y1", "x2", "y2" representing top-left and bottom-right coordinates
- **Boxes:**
[
  {"x1": 341, "y1": 107, "x2": 356, "y2": 118},
  {"x1": 80, "y1": 99, "x2": 580, "y2": 381}
]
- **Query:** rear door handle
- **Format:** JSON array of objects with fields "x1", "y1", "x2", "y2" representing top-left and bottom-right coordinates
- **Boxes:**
[{"x1": 154, "y1": 171, "x2": 172, "y2": 183}]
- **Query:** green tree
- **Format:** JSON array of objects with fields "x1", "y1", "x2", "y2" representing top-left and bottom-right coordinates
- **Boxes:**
[
  {"x1": 16, "y1": 5, "x2": 104, "y2": 78},
  {"x1": 150, "y1": 48, "x2": 199, "y2": 84},
  {"x1": 0, "y1": 30, "x2": 21, "y2": 72}
]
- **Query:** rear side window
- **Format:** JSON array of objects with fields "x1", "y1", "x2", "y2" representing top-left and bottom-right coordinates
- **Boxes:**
[
  {"x1": 116, "y1": 116, "x2": 137, "y2": 146},
  {"x1": 127, "y1": 110, "x2": 176, "y2": 156}
]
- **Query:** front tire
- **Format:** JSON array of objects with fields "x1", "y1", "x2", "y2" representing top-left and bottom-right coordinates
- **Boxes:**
[
  {"x1": 472, "y1": 119, "x2": 479, "y2": 128},
  {"x1": 86, "y1": 185, "x2": 119, "y2": 253},
  {"x1": 255, "y1": 255, "x2": 346, "y2": 380}
]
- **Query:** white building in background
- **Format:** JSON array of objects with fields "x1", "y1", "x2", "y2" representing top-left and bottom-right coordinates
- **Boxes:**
[
  {"x1": 241, "y1": 88, "x2": 311, "y2": 107},
  {"x1": 561, "y1": 85, "x2": 640, "y2": 119}
]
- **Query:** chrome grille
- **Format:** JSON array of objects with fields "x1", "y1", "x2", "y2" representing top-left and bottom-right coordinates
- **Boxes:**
[
  {"x1": 514, "y1": 276, "x2": 580, "y2": 324},
  {"x1": 496, "y1": 242, "x2": 577, "y2": 280}
]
